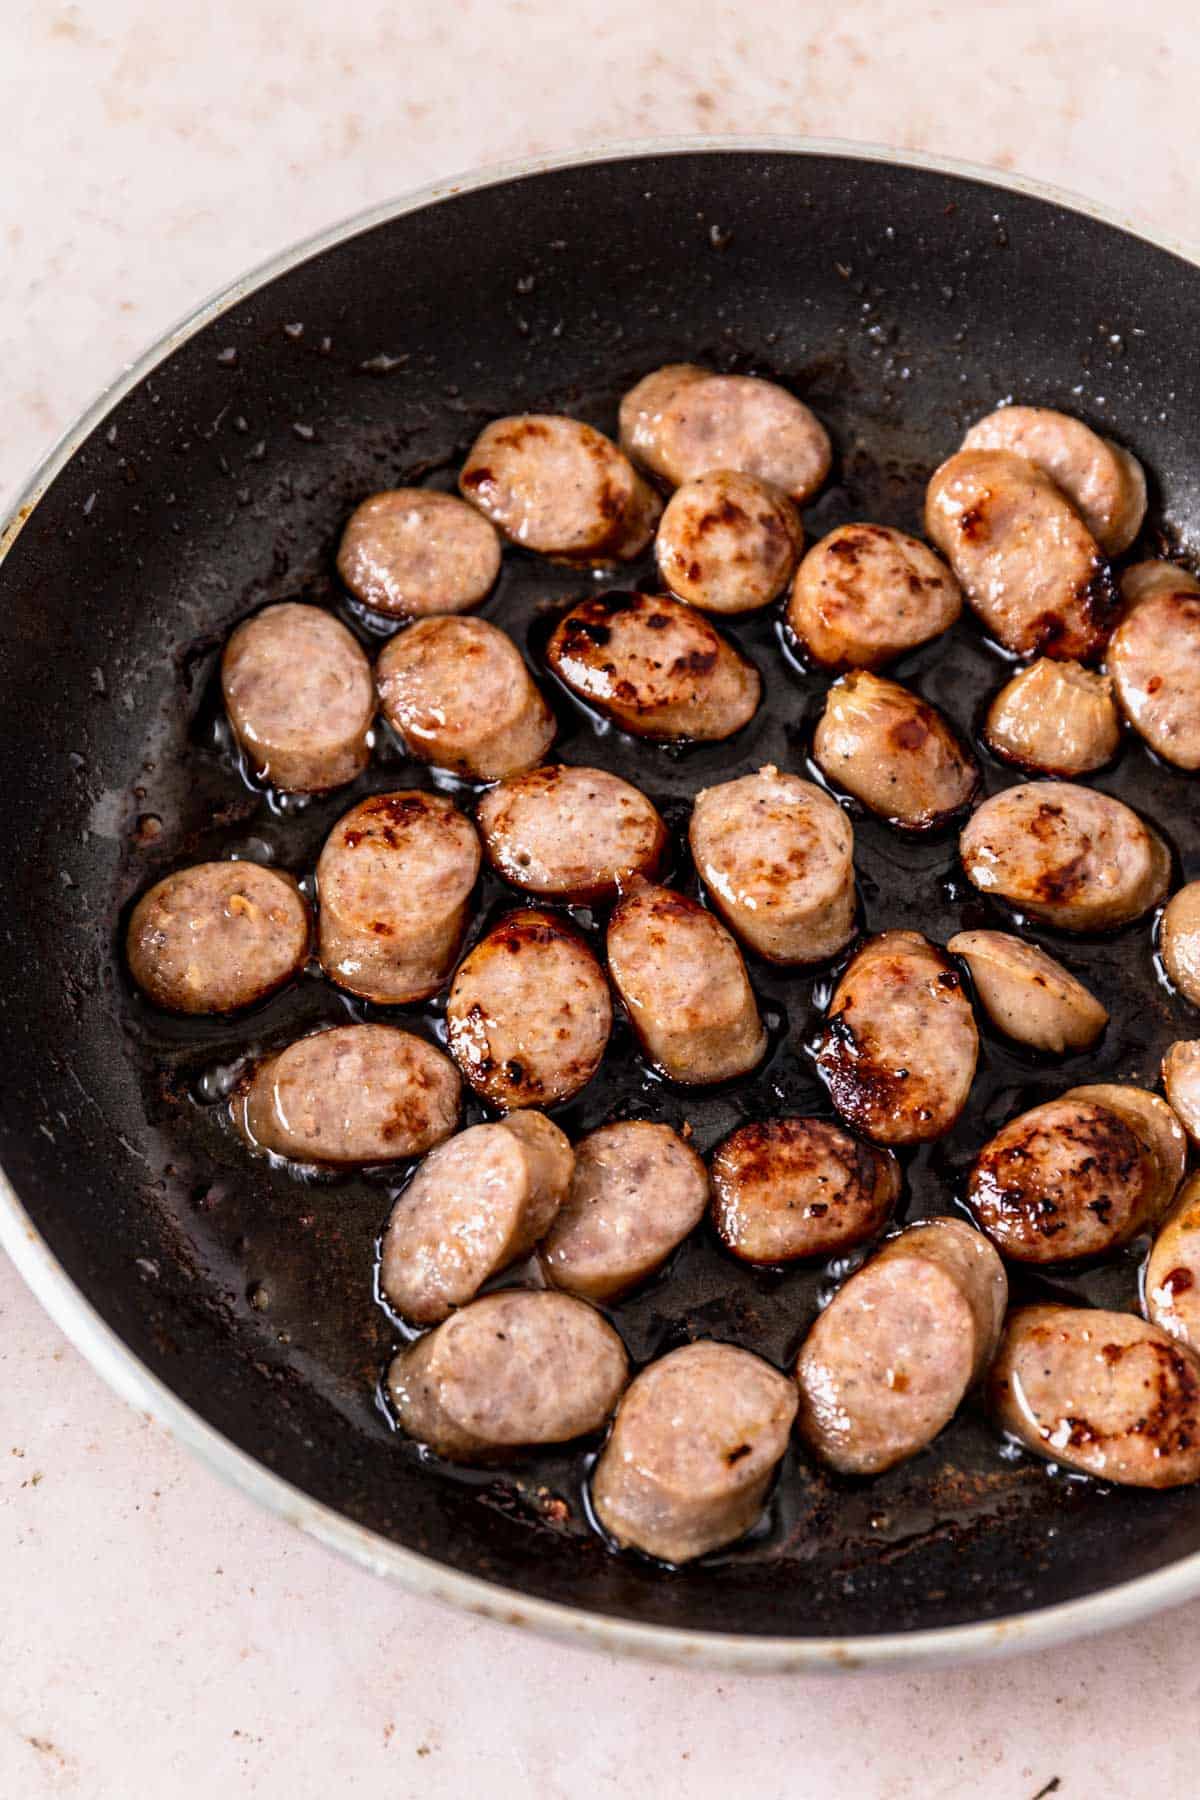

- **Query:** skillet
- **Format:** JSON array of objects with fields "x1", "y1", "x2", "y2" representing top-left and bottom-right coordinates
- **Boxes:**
[{"x1": 2, "y1": 139, "x2": 1200, "y2": 1672}]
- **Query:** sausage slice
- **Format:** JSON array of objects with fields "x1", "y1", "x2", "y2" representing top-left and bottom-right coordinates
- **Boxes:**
[
  {"x1": 476, "y1": 764, "x2": 667, "y2": 903},
  {"x1": 126, "y1": 861, "x2": 310, "y2": 1014},
  {"x1": 710, "y1": 1118, "x2": 899, "y2": 1264},
  {"x1": 337, "y1": 489, "x2": 502, "y2": 618},
  {"x1": 946, "y1": 929, "x2": 1107, "y2": 1054},
  {"x1": 1063, "y1": 1083, "x2": 1187, "y2": 1221},
  {"x1": 812, "y1": 671, "x2": 979, "y2": 830},
  {"x1": 375, "y1": 616, "x2": 555, "y2": 780},
  {"x1": 984, "y1": 659, "x2": 1120, "y2": 776},
  {"x1": 1162, "y1": 882, "x2": 1200, "y2": 1007},
  {"x1": 786, "y1": 523, "x2": 962, "y2": 669},
  {"x1": 1163, "y1": 1041, "x2": 1200, "y2": 1147},
  {"x1": 619, "y1": 364, "x2": 831, "y2": 503},
  {"x1": 546, "y1": 589, "x2": 761, "y2": 742},
  {"x1": 989, "y1": 1305, "x2": 1200, "y2": 1487},
  {"x1": 222, "y1": 603, "x2": 374, "y2": 792},
  {"x1": 1146, "y1": 1174, "x2": 1200, "y2": 1349},
  {"x1": 961, "y1": 406, "x2": 1147, "y2": 555},
  {"x1": 1108, "y1": 561, "x2": 1200, "y2": 770},
  {"x1": 795, "y1": 1219, "x2": 1007, "y2": 1475},
  {"x1": 459, "y1": 415, "x2": 660, "y2": 563},
  {"x1": 655, "y1": 470, "x2": 802, "y2": 613},
  {"x1": 591, "y1": 1341, "x2": 797, "y2": 1563}
]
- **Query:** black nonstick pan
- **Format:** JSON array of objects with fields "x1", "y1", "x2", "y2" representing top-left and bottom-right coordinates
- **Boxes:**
[{"x1": 3, "y1": 140, "x2": 1199, "y2": 1671}]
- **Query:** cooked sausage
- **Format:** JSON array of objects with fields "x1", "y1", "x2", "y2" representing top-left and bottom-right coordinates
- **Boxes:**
[
  {"x1": 476, "y1": 764, "x2": 667, "y2": 903},
  {"x1": 234, "y1": 1024, "x2": 460, "y2": 1164},
  {"x1": 380, "y1": 1112, "x2": 573, "y2": 1325},
  {"x1": 812, "y1": 671, "x2": 979, "y2": 830},
  {"x1": 710, "y1": 1118, "x2": 899, "y2": 1264},
  {"x1": 815, "y1": 930, "x2": 978, "y2": 1144},
  {"x1": 316, "y1": 791, "x2": 480, "y2": 1003},
  {"x1": 688, "y1": 767, "x2": 855, "y2": 964},
  {"x1": 1063, "y1": 1083, "x2": 1187, "y2": 1220},
  {"x1": 961, "y1": 406, "x2": 1147, "y2": 555},
  {"x1": 222, "y1": 602, "x2": 374, "y2": 792},
  {"x1": 1163, "y1": 1041, "x2": 1200, "y2": 1147},
  {"x1": 591, "y1": 1341, "x2": 797, "y2": 1563},
  {"x1": 1162, "y1": 882, "x2": 1200, "y2": 1006},
  {"x1": 388, "y1": 1289, "x2": 628, "y2": 1462},
  {"x1": 126, "y1": 861, "x2": 310, "y2": 1014},
  {"x1": 989, "y1": 1305, "x2": 1200, "y2": 1488},
  {"x1": 794, "y1": 1219, "x2": 1007, "y2": 1475},
  {"x1": 606, "y1": 884, "x2": 766, "y2": 1084},
  {"x1": 337, "y1": 489, "x2": 502, "y2": 618},
  {"x1": 618, "y1": 364, "x2": 831, "y2": 503},
  {"x1": 375, "y1": 616, "x2": 555, "y2": 780},
  {"x1": 785, "y1": 523, "x2": 962, "y2": 669},
  {"x1": 445, "y1": 909, "x2": 611, "y2": 1108},
  {"x1": 984, "y1": 658, "x2": 1120, "y2": 776},
  {"x1": 655, "y1": 470, "x2": 802, "y2": 613},
  {"x1": 459, "y1": 415, "x2": 660, "y2": 563},
  {"x1": 946, "y1": 929, "x2": 1107, "y2": 1054},
  {"x1": 546, "y1": 589, "x2": 761, "y2": 742},
  {"x1": 539, "y1": 1121, "x2": 707, "y2": 1300},
  {"x1": 1108, "y1": 561, "x2": 1200, "y2": 770},
  {"x1": 959, "y1": 781, "x2": 1170, "y2": 931},
  {"x1": 1146, "y1": 1174, "x2": 1200, "y2": 1348},
  {"x1": 924, "y1": 449, "x2": 1117, "y2": 660}
]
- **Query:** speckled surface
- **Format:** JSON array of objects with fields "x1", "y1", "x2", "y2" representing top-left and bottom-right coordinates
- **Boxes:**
[{"x1": 5, "y1": 2, "x2": 1200, "y2": 1795}]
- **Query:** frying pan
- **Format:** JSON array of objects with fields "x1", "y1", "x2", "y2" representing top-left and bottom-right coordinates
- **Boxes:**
[{"x1": 3, "y1": 139, "x2": 1200, "y2": 1673}]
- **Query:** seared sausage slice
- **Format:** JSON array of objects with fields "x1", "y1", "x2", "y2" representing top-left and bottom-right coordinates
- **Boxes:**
[
  {"x1": 619, "y1": 364, "x2": 831, "y2": 503},
  {"x1": 655, "y1": 470, "x2": 802, "y2": 613},
  {"x1": 539, "y1": 1121, "x2": 707, "y2": 1301},
  {"x1": 337, "y1": 489, "x2": 502, "y2": 618},
  {"x1": 591, "y1": 1341, "x2": 797, "y2": 1563},
  {"x1": 459, "y1": 415, "x2": 660, "y2": 563},
  {"x1": 1108, "y1": 561, "x2": 1200, "y2": 770},
  {"x1": 476, "y1": 764, "x2": 667, "y2": 903},
  {"x1": 710, "y1": 1118, "x2": 899, "y2": 1264},
  {"x1": 984, "y1": 658, "x2": 1120, "y2": 776},
  {"x1": 812, "y1": 671, "x2": 979, "y2": 830},
  {"x1": 688, "y1": 767, "x2": 855, "y2": 964},
  {"x1": 925, "y1": 449, "x2": 1117, "y2": 660},
  {"x1": 1146, "y1": 1174, "x2": 1200, "y2": 1348},
  {"x1": 235, "y1": 1024, "x2": 460, "y2": 1164},
  {"x1": 815, "y1": 930, "x2": 978, "y2": 1144},
  {"x1": 126, "y1": 861, "x2": 310, "y2": 1014},
  {"x1": 375, "y1": 616, "x2": 555, "y2": 780},
  {"x1": 946, "y1": 929, "x2": 1107, "y2": 1054},
  {"x1": 989, "y1": 1305, "x2": 1200, "y2": 1488},
  {"x1": 959, "y1": 781, "x2": 1170, "y2": 931},
  {"x1": 222, "y1": 603, "x2": 374, "y2": 792},
  {"x1": 388, "y1": 1289, "x2": 628, "y2": 1462},
  {"x1": 786, "y1": 523, "x2": 962, "y2": 669},
  {"x1": 1162, "y1": 882, "x2": 1200, "y2": 1007},
  {"x1": 445, "y1": 909, "x2": 611, "y2": 1109},
  {"x1": 606, "y1": 884, "x2": 766, "y2": 1084},
  {"x1": 961, "y1": 406, "x2": 1147, "y2": 555},
  {"x1": 795, "y1": 1219, "x2": 1007, "y2": 1475},
  {"x1": 316, "y1": 791, "x2": 480, "y2": 1004},
  {"x1": 546, "y1": 590, "x2": 761, "y2": 742},
  {"x1": 1064, "y1": 1083, "x2": 1187, "y2": 1220},
  {"x1": 380, "y1": 1112, "x2": 572, "y2": 1325},
  {"x1": 1163, "y1": 1041, "x2": 1200, "y2": 1147}
]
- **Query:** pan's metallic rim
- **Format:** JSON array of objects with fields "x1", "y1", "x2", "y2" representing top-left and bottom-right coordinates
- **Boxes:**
[{"x1": 4, "y1": 135, "x2": 1200, "y2": 1673}]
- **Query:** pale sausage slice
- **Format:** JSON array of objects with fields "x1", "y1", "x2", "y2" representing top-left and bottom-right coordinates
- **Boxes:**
[
  {"x1": 1163, "y1": 1041, "x2": 1200, "y2": 1146},
  {"x1": 795, "y1": 1219, "x2": 1007, "y2": 1475},
  {"x1": 786, "y1": 523, "x2": 962, "y2": 669},
  {"x1": 337, "y1": 489, "x2": 502, "y2": 618},
  {"x1": 1146, "y1": 1174, "x2": 1200, "y2": 1348},
  {"x1": 476, "y1": 764, "x2": 667, "y2": 903},
  {"x1": 618, "y1": 364, "x2": 831, "y2": 503},
  {"x1": 388, "y1": 1290, "x2": 628, "y2": 1462},
  {"x1": 710, "y1": 1118, "x2": 899, "y2": 1264},
  {"x1": 591, "y1": 1341, "x2": 797, "y2": 1564},
  {"x1": 946, "y1": 930, "x2": 1107, "y2": 1054},
  {"x1": 459, "y1": 415, "x2": 660, "y2": 563},
  {"x1": 1108, "y1": 562, "x2": 1200, "y2": 770},
  {"x1": 1162, "y1": 882, "x2": 1200, "y2": 1007},
  {"x1": 962, "y1": 406, "x2": 1147, "y2": 555},
  {"x1": 655, "y1": 470, "x2": 802, "y2": 613},
  {"x1": 126, "y1": 861, "x2": 310, "y2": 1014},
  {"x1": 375, "y1": 616, "x2": 555, "y2": 780},
  {"x1": 812, "y1": 671, "x2": 979, "y2": 830},
  {"x1": 222, "y1": 603, "x2": 374, "y2": 792},
  {"x1": 984, "y1": 659, "x2": 1120, "y2": 776}
]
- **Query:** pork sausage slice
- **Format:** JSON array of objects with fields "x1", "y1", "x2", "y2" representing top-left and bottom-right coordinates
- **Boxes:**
[
  {"x1": 222, "y1": 602, "x2": 374, "y2": 792},
  {"x1": 546, "y1": 589, "x2": 761, "y2": 742},
  {"x1": 1063, "y1": 1083, "x2": 1187, "y2": 1221},
  {"x1": 445, "y1": 909, "x2": 611, "y2": 1108},
  {"x1": 1162, "y1": 882, "x2": 1200, "y2": 1007},
  {"x1": 959, "y1": 781, "x2": 1170, "y2": 931},
  {"x1": 459, "y1": 415, "x2": 660, "y2": 563},
  {"x1": 388, "y1": 1289, "x2": 628, "y2": 1462},
  {"x1": 946, "y1": 929, "x2": 1107, "y2": 1054},
  {"x1": 989, "y1": 1305, "x2": 1200, "y2": 1488},
  {"x1": 606, "y1": 884, "x2": 766, "y2": 1084},
  {"x1": 591, "y1": 1340, "x2": 797, "y2": 1563},
  {"x1": 337, "y1": 489, "x2": 502, "y2": 618},
  {"x1": 815, "y1": 930, "x2": 978, "y2": 1144},
  {"x1": 618, "y1": 364, "x2": 831, "y2": 503},
  {"x1": 126, "y1": 861, "x2": 310, "y2": 1014},
  {"x1": 380, "y1": 1111, "x2": 573, "y2": 1325},
  {"x1": 539, "y1": 1121, "x2": 708, "y2": 1301},
  {"x1": 476, "y1": 764, "x2": 668, "y2": 903},
  {"x1": 786, "y1": 523, "x2": 962, "y2": 669},
  {"x1": 1163, "y1": 1041, "x2": 1200, "y2": 1147},
  {"x1": 961, "y1": 406, "x2": 1147, "y2": 555},
  {"x1": 375, "y1": 616, "x2": 555, "y2": 780},
  {"x1": 984, "y1": 658, "x2": 1120, "y2": 776},
  {"x1": 1146, "y1": 1174, "x2": 1200, "y2": 1349},
  {"x1": 316, "y1": 791, "x2": 480, "y2": 1003},
  {"x1": 812, "y1": 671, "x2": 979, "y2": 830},
  {"x1": 655, "y1": 470, "x2": 802, "y2": 613},
  {"x1": 1108, "y1": 562, "x2": 1200, "y2": 770},
  {"x1": 710, "y1": 1118, "x2": 899, "y2": 1264},
  {"x1": 795, "y1": 1219, "x2": 1007, "y2": 1475}
]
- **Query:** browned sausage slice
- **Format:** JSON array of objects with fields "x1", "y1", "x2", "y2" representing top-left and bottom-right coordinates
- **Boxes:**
[
  {"x1": 1145, "y1": 1173, "x2": 1200, "y2": 1348},
  {"x1": 445, "y1": 909, "x2": 612, "y2": 1109},
  {"x1": 946, "y1": 930, "x2": 1107, "y2": 1054},
  {"x1": 459, "y1": 415, "x2": 660, "y2": 563},
  {"x1": 710, "y1": 1118, "x2": 899, "y2": 1263},
  {"x1": 655, "y1": 470, "x2": 802, "y2": 613},
  {"x1": 619, "y1": 365, "x2": 831, "y2": 503},
  {"x1": 337, "y1": 489, "x2": 502, "y2": 618},
  {"x1": 316, "y1": 791, "x2": 480, "y2": 1003},
  {"x1": 1108, "y1": 562, "x2": 1200, "y2": 770},
  {"x1": 476, "y1": 764, "x2": 667, "y2": 903},
  {"x1": 1162, "y1": 882, "x2": 1200, "y2": 1007},
  {"x1": 222, "y1": 603, "x2": 374, "y2": 792},
  {"x1": 375, "y1": 616, "x2": 555, "y2": 780},
  {"x1": 786, "y1": 523, "x2": 962, "y2": 669},
  {"x1": 989, "y1": 1305, "x2": 1200, "y2": 1487},
  {"x1": 984, "y1": 658, "x2": 1120, "y2": 776},
  {"x1": 591, "y1": 1341, "x2": 797, "y2": 1563},
  {"x1": 1163, "y1": 1041, "x2": 1200, "y2": 1147},
  {"x1": 812, "y1": 671, "x2": 979, "y2": 830},
  {"x1": 539, "y1": 1121, "x2": 708, "y2": 1301},
  {"x1": 546, "y1": 590, "x2": 761, "y2": 742},
  {"x1": 388, "y1": 1289, "x2": 628, "y2": 1461},
  {"x1": 962, "y1": 406, "x2": 1147, "y2": 554},
  {"x1": 126, "y1": 861, "x2": 310, "y2": 1014},
  {"x1": 1064, "y1": 1083, "x2": 1187, "y2": 1220},
  {"x1": 794, "y1": 1220, "x2": 1007, "y2": 1475}
]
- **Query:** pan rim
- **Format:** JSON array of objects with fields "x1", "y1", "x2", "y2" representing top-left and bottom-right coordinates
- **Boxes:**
[{"x1": 4, "y1": 133, "x2": 1200, "y2": 1672}]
